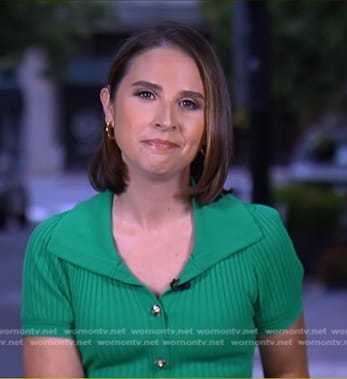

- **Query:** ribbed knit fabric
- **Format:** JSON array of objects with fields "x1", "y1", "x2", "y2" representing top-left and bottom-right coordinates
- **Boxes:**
[{"x1": 21, "y1": 191, "x2": 303, "y2": 378}]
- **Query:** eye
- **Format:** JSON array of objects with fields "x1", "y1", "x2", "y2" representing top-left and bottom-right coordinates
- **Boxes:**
[
  {"x1": 136, "y1": 90, "x2": 155, "y2": 100},
  {"x1": 180, "y1": 99, "x2": 200, "y2": 110}
]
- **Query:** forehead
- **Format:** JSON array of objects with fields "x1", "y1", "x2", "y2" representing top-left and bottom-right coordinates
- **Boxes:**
[
  {"x1": 124, "y1": 46, "x2": 204, "y2": 89},
  {"x1": 129, "y1": 45, "x2": 195, "y2": 63}
]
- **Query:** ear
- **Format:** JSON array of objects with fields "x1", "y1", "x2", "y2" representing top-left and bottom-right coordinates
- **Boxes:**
[{"x1": 100, "y1": 87, "x2": 114, "y2": 123}]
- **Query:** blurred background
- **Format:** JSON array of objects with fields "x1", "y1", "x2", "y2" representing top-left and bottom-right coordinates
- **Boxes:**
[{"x1": 0, "y1": 1, "x2": 346, "y2": 376}]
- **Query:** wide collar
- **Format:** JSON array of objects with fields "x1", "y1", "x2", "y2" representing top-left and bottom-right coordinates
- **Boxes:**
[{"x1": 48, "y1": 190, "x2": 263, "y2": 288}]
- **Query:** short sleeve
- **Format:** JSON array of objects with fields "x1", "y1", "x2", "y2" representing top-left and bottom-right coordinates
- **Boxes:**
[
  {"x1": 251, "y1": 205, "x2": 304, "y2": 335},
  {"x1": 21, "y1": 214, "x2": 74, "y2": 338}
]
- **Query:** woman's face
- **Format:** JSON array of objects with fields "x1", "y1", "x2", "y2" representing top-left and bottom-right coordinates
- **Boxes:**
[{"x1": 100, "y1": 46, "x2": 205, "y2": 182}]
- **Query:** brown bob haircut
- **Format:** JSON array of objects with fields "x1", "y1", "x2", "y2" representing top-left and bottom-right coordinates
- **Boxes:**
[{"x1": 89, "y1": 22, "x2": 233, "y2": 205}]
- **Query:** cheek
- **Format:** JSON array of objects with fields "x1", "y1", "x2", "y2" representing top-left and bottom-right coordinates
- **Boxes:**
[
  {"x1": 183, "y1": 127, "x2": 205, "y2": 160},
  {"x1": 113, "y1": 105, "x2": 136, "y2": 147},
  {"x1": 189, "y1": 119, "x2": 205, "y2": 145},
  {"x1": 114, "y1": 104, "x2": 153, "y2": 145},
  {"x1": 114, "y1": 98, "x2": 132, "y2": 127}
]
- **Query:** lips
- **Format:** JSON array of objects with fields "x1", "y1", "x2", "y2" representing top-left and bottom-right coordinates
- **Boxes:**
[{"x1": 142, "y1": 139, "x2": 179, "y2": 149}]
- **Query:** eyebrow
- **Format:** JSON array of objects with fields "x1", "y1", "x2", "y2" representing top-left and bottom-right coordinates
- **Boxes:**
[{"x1": 131, "y1": 80, "x2": 205, "y2": 101}]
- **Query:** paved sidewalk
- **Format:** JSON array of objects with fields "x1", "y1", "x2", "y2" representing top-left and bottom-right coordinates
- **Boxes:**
[{"x1": 27, "y1": 173, "x2": 347, "y2": 377}]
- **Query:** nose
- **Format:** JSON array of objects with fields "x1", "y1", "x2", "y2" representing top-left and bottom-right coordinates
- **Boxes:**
[{"x1": 155, "y1": 102, "x2": 177, "y2": 131}]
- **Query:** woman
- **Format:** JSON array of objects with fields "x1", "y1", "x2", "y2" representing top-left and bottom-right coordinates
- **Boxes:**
[{"x1": 21, "y1": 23, "x2": 309, "y2": 377}]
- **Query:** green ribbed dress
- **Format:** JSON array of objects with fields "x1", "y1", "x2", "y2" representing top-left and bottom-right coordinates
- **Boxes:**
[{"x1": 21, "y1": 190, "x2": 303, "y2": 378}]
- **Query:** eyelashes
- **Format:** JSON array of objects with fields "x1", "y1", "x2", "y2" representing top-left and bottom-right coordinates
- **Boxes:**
[
  {"x1": 135, "y1": 90, "x2": 201, "y2": 110},
  {"x1": 136, "y1": 90, "x2": 155, "y2": 100},
  {"x1": 180, "y1": 99, "x2": 200, "y2": 110}
]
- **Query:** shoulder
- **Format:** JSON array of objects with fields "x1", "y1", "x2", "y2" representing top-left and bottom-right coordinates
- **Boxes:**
[
  {"x1": 26, "y1": 191, "x2": 111, "y2": 253},
  {"x1": 26, "y1": 212, "x2": 67, "y2": 254},
  {"x1": 209, "y1": 193, "x2": 284, "y2": 230},
  {"x1": 193, "y1": 194, "x2": 292, "y2": 262},
  {"x1": 212, "y1": 194, "x2": 295, "y2": 255},
  {"x1": 251, "y1": 203, "x2": 293, "y2": 249},
  {"x1": 248, "y1": 202, "x2": 286, "y2": 235},
  {"x1": 233, "y1": 199, "x2": 303, "y2": 275},
  {"x1": 228, "y1": 195, "x2": 287, "y2": 235},
  {"x1": 24, "y1": 190, "x2": 116, "y2": 277}
]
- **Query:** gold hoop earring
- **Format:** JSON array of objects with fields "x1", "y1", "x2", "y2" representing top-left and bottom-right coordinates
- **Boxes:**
[
  {"x1": 200, "y1": 145, "x2": 206, "y2": 157},
  {"x1": 105, "y1": 121, "x2": 115, "y2": 140}
]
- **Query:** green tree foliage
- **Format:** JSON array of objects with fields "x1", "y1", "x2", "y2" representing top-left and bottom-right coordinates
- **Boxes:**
[
  {"x1": 270, "y1": 2, "x2": 347, "y2": 125},
  {"x1": 201, "y1": 1, "x2": 347, "y2": 127},
  {"x1": 200, "y1": 0, "x2": 233, "y2": 81},
  {"x1": 0, "y1": 1, "x2": 105, "y2": 78}
]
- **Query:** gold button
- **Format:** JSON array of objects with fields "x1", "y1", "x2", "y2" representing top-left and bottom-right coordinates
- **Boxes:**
[
  {"x1": 155, "y1": 359, "x2": 167, "y2": 368},
  {"x1": 151, "y1": 304, "x2": 161, "y2": 316}
]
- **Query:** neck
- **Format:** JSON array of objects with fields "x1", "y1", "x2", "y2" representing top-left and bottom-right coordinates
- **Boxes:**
[{"x1": 113, "y1": 174, "x2": 192, "y2": 230}]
